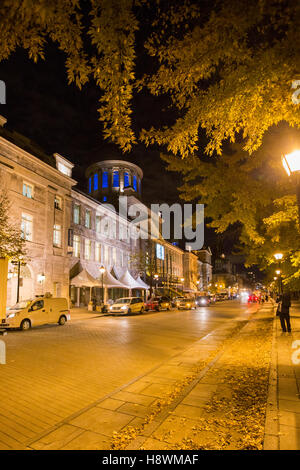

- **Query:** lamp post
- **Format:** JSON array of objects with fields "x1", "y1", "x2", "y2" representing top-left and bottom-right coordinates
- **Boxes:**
[
  {"x1": 282, "y1": 150, "x2": 300, "y2": 222},
  {"x1": 180, "y1": 277, "x2": 185, "y2": 294},
  {"x1": 11, "y1": 260, "x2": 26, "y2": 303},
  {"x1": 274, "y1": 253, "x2": 283, "y2": 296},
  {"x1": 154, "y1": 274, "x2": 159, "y2": 294},
  {"x1": 99, "y1": 265, "x2": 105, "y2": 307},
  {"x1": 37, "y1": 273, "x2": 45, "y2": 296}
]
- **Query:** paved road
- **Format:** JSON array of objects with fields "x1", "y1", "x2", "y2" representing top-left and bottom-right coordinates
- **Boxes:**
[{"x1": 0, "y1": 300, "x2": 251, "y2": 449}]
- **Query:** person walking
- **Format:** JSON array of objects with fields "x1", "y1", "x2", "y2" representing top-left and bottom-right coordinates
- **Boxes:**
[{"x1": 277, "y1": 291, "x2": 292, "y2": 333}]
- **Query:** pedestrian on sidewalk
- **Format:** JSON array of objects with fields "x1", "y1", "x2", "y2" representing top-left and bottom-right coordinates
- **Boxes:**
[{"x1": 277, "y1": 291, "x2": 292, "y2": 333}]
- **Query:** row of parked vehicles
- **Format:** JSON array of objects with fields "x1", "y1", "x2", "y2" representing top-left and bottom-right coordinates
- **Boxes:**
[
  {"x1": 2, "y1": 291, "x2": 233, "y2": 330},
  {"x1": 107, "y1": 292, "x2": 230, "y2": 315}
]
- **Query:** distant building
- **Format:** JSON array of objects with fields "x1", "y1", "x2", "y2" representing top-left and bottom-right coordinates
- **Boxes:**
[{"x1": 195, "y1": 247, "x2": 213, "y2": 290}]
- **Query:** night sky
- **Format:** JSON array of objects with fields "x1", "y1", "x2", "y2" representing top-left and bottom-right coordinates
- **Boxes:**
[
  {"x1": 0, "y1": 38, "x2": 231, "y2": 256},
  {"x1": 0, "y1": 43, "x2": 183, "y2": 203}
]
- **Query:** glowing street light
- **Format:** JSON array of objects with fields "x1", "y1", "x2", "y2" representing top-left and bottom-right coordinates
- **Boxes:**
[
  {"x1": 180, "y1": 277, "x2": 185, "y2": 294},
  {"x1": 282, "y1": 150, "x2": 300, "y2": 176},
  {"x1": 273, "y1": 253, "x2": 283, "y2": 295},
  {"x1": 282, "y1": 150, "x2": 300, "y2": 222}
]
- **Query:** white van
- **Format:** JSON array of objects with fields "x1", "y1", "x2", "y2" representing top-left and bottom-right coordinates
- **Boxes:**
[{"x1": 2, "y1": 297, "x2": 70, "y2": 330}]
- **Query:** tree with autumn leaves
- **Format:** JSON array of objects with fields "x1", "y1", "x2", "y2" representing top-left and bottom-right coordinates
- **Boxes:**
[
  {"x1": 1, "y1": 0, "x2": 300, "y2": 284},
  {"x1": 0, "y1": 191, "x2": 26, "y2": 260}
]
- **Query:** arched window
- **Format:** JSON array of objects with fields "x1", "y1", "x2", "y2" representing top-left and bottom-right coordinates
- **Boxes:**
[
  {"x1": 102, "y1": 171, "x2": 108, "y2": 188},
  {"x1": 133, "y1": 175, "x2": 137, "y2": 191},
  {"x1": 88, "y1": 177, "x2": 92, "y2": 193},
  {"x1": 124, "y1": 172, "x2": 130, "y2": 187},
  {"x1": 94, "y1": 173, "x2": 98, "y2": 191},
  {"x1": 113, "y1": 170, "x2": 119, "y2": 187}
]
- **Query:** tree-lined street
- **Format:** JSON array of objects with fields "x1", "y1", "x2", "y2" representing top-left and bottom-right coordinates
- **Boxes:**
[{"x1": 1, "y1": 0, "x2": 300, "y2": 456}]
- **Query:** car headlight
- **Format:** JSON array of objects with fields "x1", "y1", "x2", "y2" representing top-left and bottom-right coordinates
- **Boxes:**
[
  {"x1": 121, "y1": 305, "x2": 128, "y2": 310},
  {"x1": 8, "y1": 313, "x2": 15, "y2": 318}
]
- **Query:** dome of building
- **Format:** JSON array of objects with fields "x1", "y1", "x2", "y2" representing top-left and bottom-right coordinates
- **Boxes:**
[{"x1": 85, "y1": 160, "x2": 143, "y2": 203}]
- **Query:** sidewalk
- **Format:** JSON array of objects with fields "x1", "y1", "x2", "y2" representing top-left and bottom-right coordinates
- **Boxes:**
[
  {"x1": 264, "y1": 301, "x2": 300, "y2": 450},
  {"x1": 69, "y1": 307, "x2": 104, "y2": 322}
]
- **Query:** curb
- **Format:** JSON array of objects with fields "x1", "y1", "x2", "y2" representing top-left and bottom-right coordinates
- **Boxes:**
[{"x1": 263, "y1": 302, "x2": 279, "y2": 449}]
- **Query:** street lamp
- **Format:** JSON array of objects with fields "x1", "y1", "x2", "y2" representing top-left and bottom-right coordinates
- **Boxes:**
[
  {"x1": 99, "y1": 265, "x2": 105, "y2": 306},
  {"x1": 154, "y1": 274, "x2": 159, "y2": 294},
  {"x1": 282, "y1": 150, "x2": 300, "y2": 176},
  {"x1": 11, "y1": 259, "x2": 27, "y2": 303},
  {"x1": 180, "y1": 277, "x2": 185, "y2": 294},
  {"x1": 282, "y1": 150, "x2": 300, "y2": 221},
  {"x1": 274, "y1": 253, "x2": 283, "y2": 295},
  {"x1": 37, "y1": 273, "x2": 45, "y2": 296}
]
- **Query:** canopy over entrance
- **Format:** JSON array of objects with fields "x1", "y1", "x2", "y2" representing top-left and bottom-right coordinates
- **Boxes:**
[
  {"x1": 101, "y1": 270, "x2": 128, "y2": 289},
  {"x1": 119, "y1": 270, "x2": 146, "y2": 290},
  {"x1": 70, "y1": 269, "x2": 98, "y2": 288},
  {"x1": 70, "y1": 268, "x2": 128, "y2": 289},
  {"x1": 135, "y1": 276, "x2": 149, "y2": 289}
]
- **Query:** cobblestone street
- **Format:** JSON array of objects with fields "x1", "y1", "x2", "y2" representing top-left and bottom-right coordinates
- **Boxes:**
[{"x1": 0, "y1": 300, "x2": 254, "y2": 449}]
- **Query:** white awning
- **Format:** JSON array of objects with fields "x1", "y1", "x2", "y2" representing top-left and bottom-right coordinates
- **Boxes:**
[
  {"x1": 135, "y1": 276, "x2": 150, "y2": 289},
  {"x1": 70, "y1": 269, "x2": 99, "y2": 288},
  {"x1": 71, "y1": 268, "x2": 128, "y2": 289},
  {"x1": 100, "y1": 270, "x2": 129, "y2": 289},
  {"x1": 119, "y1": 270, "x2": 145, "y2": 289}
]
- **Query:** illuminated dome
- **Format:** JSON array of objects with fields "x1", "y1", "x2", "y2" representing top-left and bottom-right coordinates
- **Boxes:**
[{"x1": 85, "y1": 160, "x2": 143, "y2": 203}]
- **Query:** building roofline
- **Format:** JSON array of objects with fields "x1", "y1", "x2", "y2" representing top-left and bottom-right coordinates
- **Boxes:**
[
  {"x1": 85, "y1": 160, "x2": 143, "y2": 179},
  {"x1": 0, "y1": 136, "x2": 77, "y2": 186}
]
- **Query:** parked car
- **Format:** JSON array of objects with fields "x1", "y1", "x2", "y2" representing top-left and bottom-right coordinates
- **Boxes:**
[
  {"x1": 108, "y1": 297, "x2": 145, "y2": 315},
  {"x1": 3, "y1": 297, "x2": 70, "y2": 330},
  {"x1": 172, "y1": 296, "x2": 186, "y2": 308},
  {"x1": 195, "y1": 295, "x2": 211, "y2": 307},
  {"x1": 248, "y1": 294, "x2": 258, "y2": 303},
  {"x1": 216, "y1": 293, "x2": 228, "y2": 301},
  {"x1": 145, "y1": 296, "x2": 172, "y2": 311},
  {"x1": 178, "y1": 298, "x2": 196, "y2": 310}
]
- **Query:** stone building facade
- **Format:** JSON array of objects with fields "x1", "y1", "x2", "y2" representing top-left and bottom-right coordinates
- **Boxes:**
[
  {"x1": 0, "y1": 121, "x2": 74, "y2": 306},
  {"x1": 0, "y1": 116, "x2": 213, "y2": 307}
]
